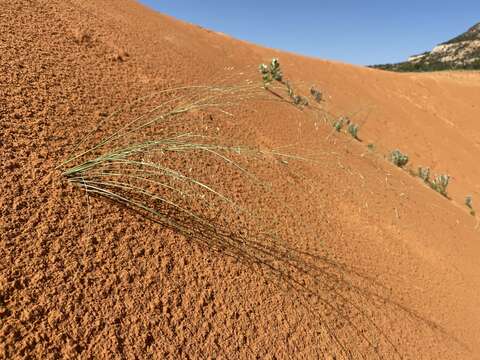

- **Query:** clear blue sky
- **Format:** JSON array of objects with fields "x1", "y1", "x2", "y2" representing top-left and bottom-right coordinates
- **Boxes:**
[{"x1": 139, "y1": 0, "x2": 479, "y2": 65}]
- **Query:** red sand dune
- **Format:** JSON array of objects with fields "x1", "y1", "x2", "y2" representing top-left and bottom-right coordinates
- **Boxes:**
[{"x1": 1, "y1": 1, "x2": 480, "y2": 359}]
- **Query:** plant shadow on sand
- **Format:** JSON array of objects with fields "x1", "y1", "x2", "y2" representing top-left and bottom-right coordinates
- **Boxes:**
[
  {"x1": 61, "y1": 80, "x2": 469, "y2": 359},
  {"x1": 86, "y1": 193, "x2": 467, "y2": 359}
]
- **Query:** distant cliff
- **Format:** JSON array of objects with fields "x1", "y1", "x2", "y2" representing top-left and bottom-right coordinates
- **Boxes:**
[{"x1": 371, "y1": 22, "x2": 480, "y2": 72}]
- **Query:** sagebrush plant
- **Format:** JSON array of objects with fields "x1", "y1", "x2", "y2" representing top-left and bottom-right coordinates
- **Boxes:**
[
  {"x1": 333, "y1": 116, "x2": 348, "y2": 132},
  {"x1": 465, "y1": 195, "x2": 473, "y2": 209},
  {"x1": 333, "y1": 119, "x2": 343, "y2": 132},
  {"x1": 389, "y1": 149, "x2": 409, "y2": 167},
  {"x1": 347, "y1": 123, "x2": 360, "y2": 140},
  {"x1": 418, "y1": 167, "x2": 430, "y2": 182},
  {"x1": 465, "y1": 195, "x2": 475, "y2": 215},
  {"x1": 310, "y1": 86, "x2": 323, "y2": 103},
  {"x1": 259, "y1": 58, "x2": 324, "y2": 109},
  {"x1": 259, "y1": 58, "x2": 283, "y2": 86},
  {"x1": 430, "y1": 174, "x2": 450, "y2": 197}
]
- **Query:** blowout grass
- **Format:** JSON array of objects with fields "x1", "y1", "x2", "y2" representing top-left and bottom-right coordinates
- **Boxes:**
[
  {"x1": 57, "y1": 77, "x2": 449, "y2": 358},
  {"x1": 59, "y1": 83, "x2": 274, "y2": 238}
]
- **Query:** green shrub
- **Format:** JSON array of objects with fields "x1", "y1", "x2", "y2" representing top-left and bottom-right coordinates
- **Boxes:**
[{"x1": 389, "y1": 150, "x2": 409, "y2": 167}]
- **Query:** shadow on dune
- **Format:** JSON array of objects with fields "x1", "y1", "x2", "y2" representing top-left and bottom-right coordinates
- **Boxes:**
[{"x1": 87, "y1": 191, "x2": 469, "y2": 360}]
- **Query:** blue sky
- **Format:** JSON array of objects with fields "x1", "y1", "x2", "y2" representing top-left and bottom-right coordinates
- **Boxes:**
[{"x1": 139, "y1": 0, "x2": 479, "y2": 65}]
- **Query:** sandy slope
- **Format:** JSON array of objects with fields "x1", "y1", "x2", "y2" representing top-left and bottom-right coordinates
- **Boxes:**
[{"x1": 1, "y1": 0, "x2": 479, "y2": 358}]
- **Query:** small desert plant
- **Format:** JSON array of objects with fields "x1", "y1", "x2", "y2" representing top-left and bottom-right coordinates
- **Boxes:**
[
  {"x1": 418, "y1": 167, "x2": 430, "y2": 182},
  {"x1": 430, "y1": 174, "x2": 450, "y2": 197},
  {"x1": 259, "y1": 58, "x2": 283, "y2": 86},
  {"x1": 333, "y1": 120, "x2": 343, "y2": 132},
  {"x1": 347, "y1": 123, "x2": 359, "y2": 140},
  {"x1": 465, "y1": 195, "x2": 473, "y2": 209},
  {"x1": 259, "y1": 59, "x2": 319, "y2": 110},
  {"x1": 465, "y1": 195, "x2": 475, "y2": 215},
  {"x1": 310, "y1": 86, "x2": 323, "y2": 102},
  {"x1": 283, "y1": 80, "x2": 309, "y2": 107},
  {"x1": 389, "y1": 150, "x2": 409, "y2": 167},
  {"x1": 292, "y1": 94, "x2": 309, "y2": 106},
  {"x1": 333, "y1": 116, "x2": 348, "y2": 132},
  {"x1": 367, "y1": 143, "x2": 375, "y2": 151}
]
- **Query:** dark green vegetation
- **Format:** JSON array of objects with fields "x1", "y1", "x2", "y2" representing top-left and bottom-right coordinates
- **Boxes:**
[{"x1": 370, "y1": 59, "x2": 480, "y2": 73}]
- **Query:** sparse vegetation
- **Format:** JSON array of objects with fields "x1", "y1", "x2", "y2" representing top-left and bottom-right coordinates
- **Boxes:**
[
  {"x1": 466, "y1": 195, "x2": 473, "y2": 209},
  {"x1": 418, "y1": 167, "x2": 430, "y2": 182},
  {"x1": 347, "y1": 123, "x2": 360, "y2": 140},
  {"x1": 258, "y1": 59, "x2": 465, "y2": 209},
  {"x1": 310, "y1": 86, "x2": 323, "y2": 102},
  {"x1": 259, "y1": 59, "x2": 315, "y2": 108},
  {"x1": 430, "y1": 174, "x2": 450, "y2": 197},
  {"x1": 59, "y1": 84, "x2": 281, "y2": 248},
  {"x1": 259, "y1": 58, "x2": 283, "y2": 86},
  {"x1": 389, "y1": 149, "x2": 409, "y2": 167},
  {"x1": 333, "y1": 119, "x2": 343, "y2": 132},
  {"x1": 465, "y1": 195, "x2": 475, "y2": 216},
  {"x1": 332, "y1": 116, "x2": 348, "y2": 132}
]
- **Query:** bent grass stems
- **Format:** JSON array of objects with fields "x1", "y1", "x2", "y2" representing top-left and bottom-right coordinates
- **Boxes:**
[{"x1": 60, "y1": 81, "x2": 459, "y2": 358}]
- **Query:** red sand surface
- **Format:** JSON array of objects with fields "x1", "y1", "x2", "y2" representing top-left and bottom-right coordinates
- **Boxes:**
[{"x1": 1, "y1": 1, "x2": 480, "y2": 358}]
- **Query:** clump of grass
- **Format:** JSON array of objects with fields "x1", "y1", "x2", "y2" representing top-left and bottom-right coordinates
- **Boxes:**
[
  {"x1": 389, "y1": 149, "x2": 409, "y2": 167},
  {"x1": 59, "y1": 83, "x2": 274, "y2": 233},
  {"x1": 430, "y1": 174, "x2": 450, "y2": 197},
  {"x1": 465, "y1": 195, "x2": 475, "y2": 216},
  {"x1": 347, "y1": 123, "x2": 360, "y2": 140},
  {"x1": 367, "y1": 143, "x2": 375, "y2": 151},
  {"x1": 418, "y1": 167, "x2": 430, "y2": 182}
]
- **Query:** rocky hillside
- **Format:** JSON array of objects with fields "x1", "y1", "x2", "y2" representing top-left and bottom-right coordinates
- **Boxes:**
[{"x1": 372, "y1": 22, "x2": 480, "y2": 71}]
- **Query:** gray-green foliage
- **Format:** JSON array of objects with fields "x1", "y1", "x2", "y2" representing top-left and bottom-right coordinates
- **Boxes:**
[
  {"x1": 418, "y1": 167, "x2": 430, "y2": 182},
  {"x1": 285, "y1": 80, "x2": 309, "y2": 107},
  {"x1": 347, "y1": 123, "x2": 359, "y2": 140},
  {"x1": 333, "y1": 116, "x2": 348, "y2": 132},
  {"x1": 310, "y1": 87, "x2": 323, "y2": 103},
  {"x1": 260, "y1": 58, "x2": 324, "y2": 109},
  {"x1": 259, "y1": 58, "x2": 283, "y2": 86},
  {"x1": 333, "y1": 120, "x2": 343, "y2": 132},
  {"x1": 389, "y1": 150, "x2": 409, "y2": 167},
  {"x1": 59, "y1": 84, "x2": 276, "y2": 245},
  {"x1": 465, "y1": 195, "x2": 473, "y2": 209},
  {"x1": 465, "y1": 195, "x2": 475, "y2": 215},
  {"x1": 431, "y1": 174, "x2": 450, "y2": 197},
  {"x1": 292, "y1": 94, "x2": 309, "y2": 106}
]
